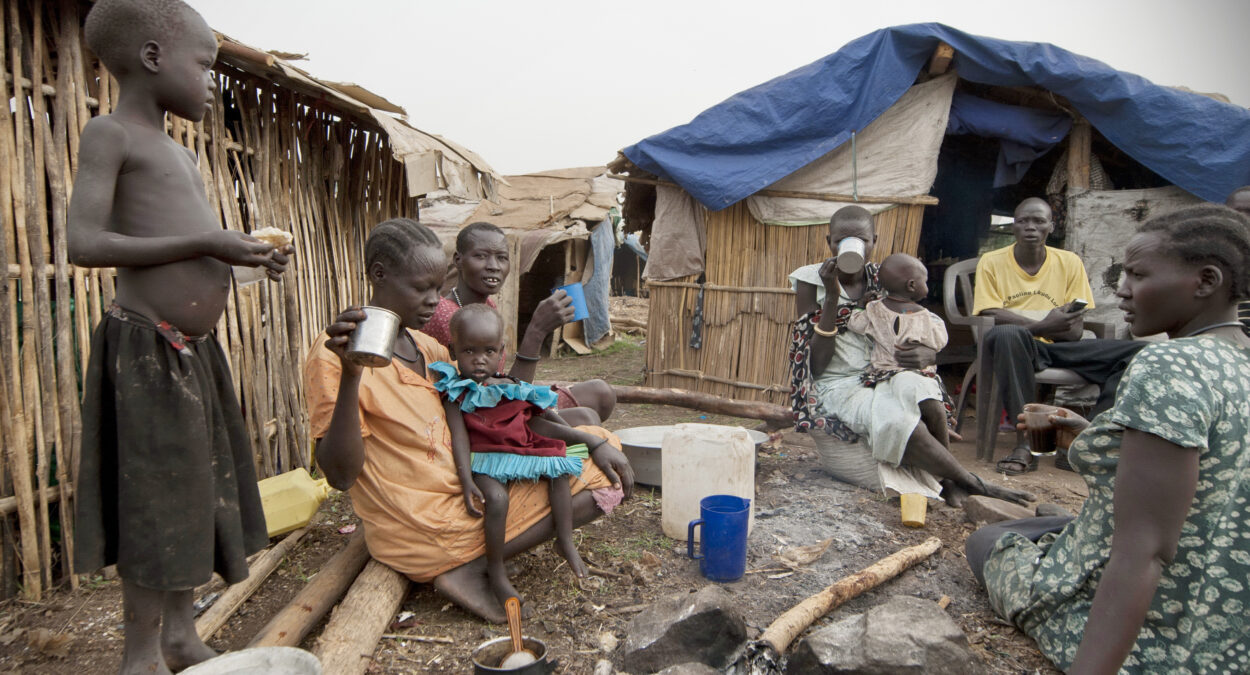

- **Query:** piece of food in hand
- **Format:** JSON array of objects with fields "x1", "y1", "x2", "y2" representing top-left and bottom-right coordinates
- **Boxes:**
[{"x1": 249, "y1": 226, "x2": 294, "y2": 248}]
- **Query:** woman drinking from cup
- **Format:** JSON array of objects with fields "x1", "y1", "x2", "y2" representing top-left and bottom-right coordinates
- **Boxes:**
[
  {"x1": 306, "y1": 218, "x2": 634, "y2": 624},
  {"x1": 966, "y1": 205, "x2": 1250, "y2": 673}
]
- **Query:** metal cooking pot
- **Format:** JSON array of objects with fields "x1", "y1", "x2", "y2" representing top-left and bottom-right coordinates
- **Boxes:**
[{"x1": 471, "y1": 635, "x2": 557, "y2": 674}]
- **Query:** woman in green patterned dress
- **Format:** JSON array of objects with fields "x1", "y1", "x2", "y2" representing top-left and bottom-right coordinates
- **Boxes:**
[{"x1": 966, "y1": 204, "x2": 1250, "y2": 674}]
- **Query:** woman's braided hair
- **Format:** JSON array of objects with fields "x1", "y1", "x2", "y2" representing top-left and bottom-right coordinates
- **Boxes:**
[
  {"x1": 1140, "y1": 204, "x2": 1250, "y2": 301},
  {"x1": 365, "y1": 218, "x2": 443, "y2": 275}
]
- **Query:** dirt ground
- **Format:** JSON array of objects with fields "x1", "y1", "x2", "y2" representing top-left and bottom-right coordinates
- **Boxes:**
[{"x1": 0, "y1": 295, "x2": 1088, "y2": 674}]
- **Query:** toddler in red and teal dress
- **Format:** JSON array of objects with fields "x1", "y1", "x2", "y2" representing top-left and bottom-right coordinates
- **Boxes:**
[{"x1": 432, "y1": 303, "x2": 609, "y2": 605}]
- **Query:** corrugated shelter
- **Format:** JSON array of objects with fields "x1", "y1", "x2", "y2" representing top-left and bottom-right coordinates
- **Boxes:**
[
  {"x1": 419, "y1": 167, "x2": 623, "y2": 355},
  {"x1": 612, "y1": 23, "x2": 1250, "y2": 405},
  {"x1": 0, "y1": 0, "x2": 502, "y2": 599}
]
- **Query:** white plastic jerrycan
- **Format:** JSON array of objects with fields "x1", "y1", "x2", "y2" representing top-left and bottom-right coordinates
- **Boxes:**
[{"x1": 661, "y1": 423, "x2": 755, "y2": 541}]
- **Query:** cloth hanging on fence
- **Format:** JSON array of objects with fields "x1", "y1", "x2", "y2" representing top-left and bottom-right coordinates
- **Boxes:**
[
  {"x1": 643, "y1": 184, "x2": 706, "y2": 281},
  {"x1": 582, "y1": 218, "x2": 615, "y2": 344}
]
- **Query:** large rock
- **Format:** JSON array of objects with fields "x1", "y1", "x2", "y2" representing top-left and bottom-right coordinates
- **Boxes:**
[
  {"x1": 785, "y1": 595, "x2": 983, "y2": 674},
  {"x1": 656, "y1": 664, "x2": 722, "y2": 675},
  {"x1": 622, "y1": 585, "x2": 747, "y2": 673},
  {"x1": 963, "y1": 495, "x2": 1034, "y2": 525}
]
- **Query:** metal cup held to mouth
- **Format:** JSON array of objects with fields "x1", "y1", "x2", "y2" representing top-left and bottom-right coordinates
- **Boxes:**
[
  {"x1": 346, "y1": 306, "x2": 400, "y2": 368},
  {"x1": 836, "y1": 237, "x2": 867, "y2": 273}
]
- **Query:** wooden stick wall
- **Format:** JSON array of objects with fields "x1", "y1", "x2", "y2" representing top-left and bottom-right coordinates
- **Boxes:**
[
  {"x1": 645, "y1": 201, "x2": 926, "y2": 405},
  {"x1": 0, "y1": 0, "x2": 417, "y2": 599}
]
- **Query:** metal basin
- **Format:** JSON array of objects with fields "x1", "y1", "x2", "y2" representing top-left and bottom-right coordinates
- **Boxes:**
[{"x1": 615, "y1": 424, "x2": 767, "y2": 488}]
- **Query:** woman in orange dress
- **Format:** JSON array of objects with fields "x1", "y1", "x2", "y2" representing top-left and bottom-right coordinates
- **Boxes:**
[{"x1": 305, "y1": 218, "x2": 633, "y2": 623}]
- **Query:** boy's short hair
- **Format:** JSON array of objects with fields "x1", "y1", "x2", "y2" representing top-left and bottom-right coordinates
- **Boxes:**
[
  {"x1": 456, "y1": 222, "x2": 505, "y2": 254},
  {"x1": 85, "y1": 0, "x2": 202, "y2": 74},
  {"x1": 449, "y1": 303, "x2": 503, "y2": 344}
]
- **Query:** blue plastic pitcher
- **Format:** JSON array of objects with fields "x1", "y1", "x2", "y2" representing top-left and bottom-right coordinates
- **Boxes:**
[
  {"x1": 554, "y1": 282, "x2": 589, "y2": 322},
  {"x1": 687, "y1": 495, "x2": 750, "y2": 582}
]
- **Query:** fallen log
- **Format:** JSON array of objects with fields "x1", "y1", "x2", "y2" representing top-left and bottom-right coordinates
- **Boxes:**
[
  {"x1": 249, "y1": 530, "x2": 369, "y2": 648},
  {"x1": 611, "y1": 385, "x2": 792, "y2": 425},
  {"x1": 731, "y1": 537, "x2": 942, "y2": 674},
  {"x1": 760, "y1": 536, "x2": 942, "y2": 652},
  {"x1": 312, "y1": 558, "x2": 410, "y2": 675},
  {"x1": 195, "y1": 526, "x2": 309, "y2": 640}
]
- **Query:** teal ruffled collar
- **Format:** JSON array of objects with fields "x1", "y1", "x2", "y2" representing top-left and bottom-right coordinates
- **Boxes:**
[{"x1": 429, "y1": 361, "x2": 559, "y2": 413}]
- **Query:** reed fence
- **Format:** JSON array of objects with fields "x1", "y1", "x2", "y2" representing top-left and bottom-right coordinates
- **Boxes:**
[
  {"x1": 0, "y1": 0, "x2": 418, "y2": 599},
  {"x1": 645, "y1": 200, "x2": 927, "y2": 404}
]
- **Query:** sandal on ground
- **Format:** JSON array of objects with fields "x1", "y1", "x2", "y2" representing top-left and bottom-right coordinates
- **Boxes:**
[
  {"x1": 1054, "y1": 451, "x2": 1075, "y2": 473},
  {"x1": 996, "y1": 448, "x2": 1038, "y2": 476}
]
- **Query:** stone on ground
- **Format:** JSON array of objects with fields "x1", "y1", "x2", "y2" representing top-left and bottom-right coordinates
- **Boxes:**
[
  {"x1": 785, "y1": 595, "x2": 983, "y2": 674},
  {"x1": 621, "y1": 585, "x2": 747, "y2": 673},
  {"x1": 963, "y1": 495, "x2": 1035, "y2": 524},
  {"x1": 656, "y1": 663, "x2": 723, "y2": 674}
]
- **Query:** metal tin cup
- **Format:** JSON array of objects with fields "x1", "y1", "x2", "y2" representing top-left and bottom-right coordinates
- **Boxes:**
[
  {"x1": 232, "y1": 265, "x2": 268, "y2": 288},
  {"x1": 836, "y1": 237, "x2": 867, "y2": 273},
  {"x1": 346, "y1": 306, "x2": 400, "y2": 368}
]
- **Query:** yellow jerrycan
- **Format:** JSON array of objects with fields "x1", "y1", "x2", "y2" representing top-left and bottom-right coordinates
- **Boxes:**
[{"x1": 257, "y1": 468, "x2": 331, "y2": 538}]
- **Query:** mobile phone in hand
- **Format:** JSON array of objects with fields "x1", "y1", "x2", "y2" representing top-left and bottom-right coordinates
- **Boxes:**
[{"x1": 1069, "y1": 299, "x2": 1088, "y2": 312}]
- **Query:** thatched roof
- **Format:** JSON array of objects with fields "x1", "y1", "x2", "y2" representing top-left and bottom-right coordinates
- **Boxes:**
[{"x1": 214, "y1": 33, "x2": 504, "y2": 201}]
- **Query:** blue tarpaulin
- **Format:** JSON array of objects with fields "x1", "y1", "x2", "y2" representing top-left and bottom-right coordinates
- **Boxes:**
[
  {"x1": 622, "y1": 23, "x2": 1250, "y2": 209},
  {"x1": 946, "y1": 91, "x2": 1072, "y2": 187}
]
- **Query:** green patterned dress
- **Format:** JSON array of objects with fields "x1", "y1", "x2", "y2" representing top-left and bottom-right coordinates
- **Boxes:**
[{"x1": 983, "y1": 336, "x2": 1250, "y2": 674}]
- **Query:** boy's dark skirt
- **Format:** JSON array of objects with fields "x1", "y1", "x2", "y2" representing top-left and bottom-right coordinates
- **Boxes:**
[{"x1": 74, "y1": 308, "x2": 267, "y2": 590}]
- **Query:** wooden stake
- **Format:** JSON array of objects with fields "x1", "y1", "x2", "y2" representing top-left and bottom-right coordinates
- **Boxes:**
[
  {"x1": 758, "y1": 537, "x2": 941, "y2": 654},
  {"x1": 249, "y1": 530, "x2": 369, "y2": 648},
  {"x1": 194, "y1": 526, "x2": 310, "y2": 641},
  {"x1": 312, "y1": 559, "x2": 410, "y2": 675},
  {"x1": 608, "y1": 384, "x2": 792, "y2": 425}
]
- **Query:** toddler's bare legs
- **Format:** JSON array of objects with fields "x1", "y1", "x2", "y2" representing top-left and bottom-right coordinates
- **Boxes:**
[
  {"x1": 161, "y1": 589, "x2": 217, "y2": 670},
  {"x1": 120, "y1": 579, "x2": 171, "y2": 675},
  {"x1": 549, "y1": 475, "x2": 588, "y2": 578},
  {"x1": 474, "y1": 474, "x2": 521, "y2": 605}
]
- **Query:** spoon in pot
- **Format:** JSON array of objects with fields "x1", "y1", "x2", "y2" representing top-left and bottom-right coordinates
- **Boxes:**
[{"x1": 499, "y1": 596, "x2": 537, "y2": 669}]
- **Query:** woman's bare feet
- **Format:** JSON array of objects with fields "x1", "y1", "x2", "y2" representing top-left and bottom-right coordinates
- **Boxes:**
[
  {"x1": 939, "y1": 478, "x2": 969, "y2": 508},
  {"x1": 433, "y1": 560, "x2": 507, "y2": 624},
  {"x1": 970, "y1": 473, "x2": 1035, "y2": 506}
]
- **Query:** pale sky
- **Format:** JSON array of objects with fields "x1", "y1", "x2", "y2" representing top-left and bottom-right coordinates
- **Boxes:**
[{"x1": 187, "y1": 0, "x2": 1250, "y2": 177}]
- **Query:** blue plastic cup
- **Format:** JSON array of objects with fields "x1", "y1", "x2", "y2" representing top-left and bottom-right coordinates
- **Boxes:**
[
  {"x1": 687, "y1": 495, "x2": 750, "y2": 582},
  {"x1": 555, "y1": 282, "x2": 589, "y2": 322}
]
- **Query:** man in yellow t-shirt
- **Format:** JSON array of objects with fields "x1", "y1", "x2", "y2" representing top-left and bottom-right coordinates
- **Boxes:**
[{"x1": 973, "y1": 198, "x2": 1143, "y2": 474}]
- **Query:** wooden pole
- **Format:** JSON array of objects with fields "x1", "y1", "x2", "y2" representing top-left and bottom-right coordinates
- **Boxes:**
[
  {"x1": 312, "y1": 559, "x2": 410, "y2": 675},
  {"x1": 758, "y1": 537, "x2": 942, "y2": 654},
  {"x1": 194, "y1": 526, "x2": 310, "y2": 641},
  {"x1": 249, "y1": 531, "x2": 369, "y2": 648},
  {"x1": 607, "y1": 384, "x2": 792, "y2": 425},
  {"x1": 1067, "y1": 118, "x2": 1092, "y2": 192}
]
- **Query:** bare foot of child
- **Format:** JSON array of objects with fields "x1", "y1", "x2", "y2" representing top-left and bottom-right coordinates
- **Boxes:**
[
  {"x1": 558, "y1": 538, "x2": 590, "y2": 578},
  {"x1": 162, "y1": 635, "x2": 218, "y2": 672},
  {"x1": 487, "y1": 562, "x2": 523, "y2": 610}
]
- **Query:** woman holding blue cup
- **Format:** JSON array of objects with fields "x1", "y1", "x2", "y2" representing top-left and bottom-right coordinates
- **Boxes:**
[{"x1": 421, "y1": 222, "x2": 616, "y2": 423}]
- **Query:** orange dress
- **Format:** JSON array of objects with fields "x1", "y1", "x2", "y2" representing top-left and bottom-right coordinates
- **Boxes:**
[{"x1": 304, "y1": 329, "x2": 616, "y2": 582}]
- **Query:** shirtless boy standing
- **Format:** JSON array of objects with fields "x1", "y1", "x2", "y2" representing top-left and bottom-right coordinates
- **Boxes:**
[{"x1": 69, "y1": 1, "x2": 291, "y2": 673}]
